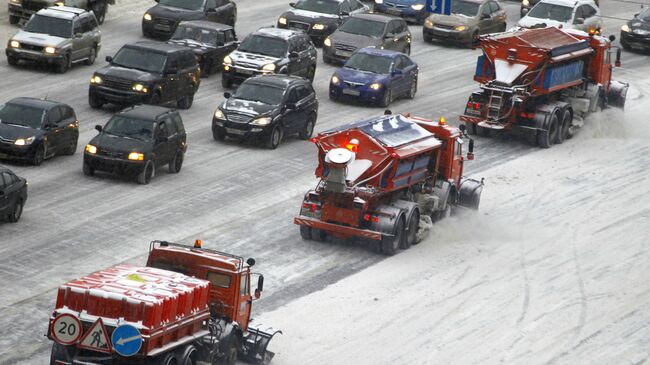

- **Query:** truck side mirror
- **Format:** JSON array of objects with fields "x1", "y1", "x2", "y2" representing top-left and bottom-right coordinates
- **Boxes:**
[
  {"x1": 209, "y1": 303, "x2": 218, "y2": 319},
  {"x1": 459, "y1": 124, "x2": 466, "y2": 133},
  {"x1": 615, "y1": 48, "x2": 622, "y2": 67},
  {"x1": 255, "y1": 275, "x2": 264, "y2": 299},
  {"x1": 246, "y1": 258, "x2": 255, "y2": 267},
  {"x1": 467, "y1": 138, "x2": 475, "y2": 160},
  {"x1": 609, "y1": 35, "x2": 616, "y2": 42}
]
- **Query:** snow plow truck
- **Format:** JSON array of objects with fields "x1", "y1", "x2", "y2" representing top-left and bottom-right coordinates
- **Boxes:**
[
  {"x1": 294, "y1": 112, "x2": 484, "y2": 255},
  {"x1": 460, "y1": 26, "x2": 629, "y2": 148},
  {"x1": 48, "y1": 240, "x2": 280, "y2": 365}
]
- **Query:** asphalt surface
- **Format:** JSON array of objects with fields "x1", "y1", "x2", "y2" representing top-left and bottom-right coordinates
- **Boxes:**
[{"x1": 0, "y1": 0, "x2": 647, "y2": 363}]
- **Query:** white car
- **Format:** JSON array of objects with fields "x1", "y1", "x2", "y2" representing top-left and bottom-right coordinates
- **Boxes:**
[{"x1": 517, "y1": 0, "x2": 603, "y2": 33}]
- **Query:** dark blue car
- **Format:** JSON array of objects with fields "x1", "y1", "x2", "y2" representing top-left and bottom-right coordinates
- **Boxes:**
[
  {"x1": 373, "y1": 0, "x2": 427, "y2": 24},
  {"x1": 329, "y1": 47, "x2": 418, "y2": 107}
]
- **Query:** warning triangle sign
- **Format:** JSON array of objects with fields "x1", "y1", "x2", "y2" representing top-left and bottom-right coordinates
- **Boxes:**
[{"x1": 78, "y1": 318, "x2": 113, "y2": 354}]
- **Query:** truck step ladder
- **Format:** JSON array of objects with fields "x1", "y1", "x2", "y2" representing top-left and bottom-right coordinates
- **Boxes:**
[{"x1": 487, "y1": 90, "x2": 505, "y2": 121}]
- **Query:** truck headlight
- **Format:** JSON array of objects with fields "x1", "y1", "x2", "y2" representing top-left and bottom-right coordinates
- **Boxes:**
[
  {"x1": 214, "y1": 109, "x2": 225, "y2": 119},
  {"x1": 313, "y1": 23, "x2": 326, "y2": 30},
  {"x1": 223, "y1": 55, "x2": 233, "y2": 65},
  {"x1": 10, "y1": 40, "x2": 20, "y2": 48},
  {"x1": 455, "y1": 25, "x2": 466, "y2": 32},
  {"x1": 14, "y1": 137, "x2": 35, "y2": 146},
  {"x1": 128, "y1": 152, "x2": 144, "y2": 161},
  {"x1": 85, "y1": 144, "x2": 97, "y2": 154},
  {"x1": 424, "y1": 19, "x2": 433, "y2": 28},
  {"x1": 90, "y1": 75, "x2": 102, "y2": 84},
  {"x1": 278, "y1": 17, "x2": 287, "y2": 25},
  {"x1": 621, "y1": 24, "x2": 631, "y2": 33},
  {"x1": 44, "y1": 46, "x2": 57, "y2": 54},
  {"x1": 251, "y1": 117, "x2": 272, "y2": 126},
  {"x1": 143, "y1": 13, "x2": 152, "y2": 21},
  {"x1": 132, "y1": 83, "x2": 148, "y2": 93},
  {"x1": 323, "y1": 37, "x2": 331, "y2": 47},
  {"x1": 411, "y1": 4, "x2": 425, "y2": 10},
  {"x1": 331, "y1": 75, "x2": 340, "y2": 85},
  {"x1": 369, "y1": 83, "x2": 382, "y2": 90},
  {"x1": 262, "y1": 63, "x2": 276, "y2": 72}
]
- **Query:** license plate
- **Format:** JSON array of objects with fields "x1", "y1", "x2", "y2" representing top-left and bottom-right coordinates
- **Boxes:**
[
  {"x1": 335, "y1": 50, "x2": 352, "y2": 58},
  {"x1": 342, "y1": 88, "x2": 360, "y2": 96},
  {"x1": 154, "y1": 24, "x2": 170, "y2": 31},
  {"x1": 465, "y1": 109, "x2": 481, "y2": 116},
  {"x1": 226, "y1": 128, "x2": 246, "y2": 135},
  {"x1": 237, "y1": 68, "x2": 254, "y2": 75},
  {"x1": 385, "y1": 9, "x2": 401, "y2": 15}
]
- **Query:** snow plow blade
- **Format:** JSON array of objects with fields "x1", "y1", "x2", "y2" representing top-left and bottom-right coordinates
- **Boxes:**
[{"x1": 241, "y1": 325, "x2": 282, "y2": 364}]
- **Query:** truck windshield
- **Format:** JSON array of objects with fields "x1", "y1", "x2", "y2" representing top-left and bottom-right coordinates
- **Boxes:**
[
  {"x1": 528, "y1": 3, "x2": 573, "y2": 22},
  {"x1": 172, "y1": 26, "x2": 223, "y2": 45},
  {"x1": 294, "y1": 0, "x2": 340, "y2": 15},
  {"x1": 345, "y1": 53, "x2": 393, "y2": 74},
  {"x1": 158, "y1": 0, "x2": 205, "y2": 11},
  {"x1": 238, "y1": 35, "x2": 288, "y2": 58},
  {"x1": 451, "y1": 1, "x2": 480, "y2": 17},
  {"x1": 0, "y1": 103, "x2": 44, "y2": 129},
  {"x1": 112, "y1": 47, "x2": 167, "y2": 73},
  {"x1": 234, "y1": 83, "x2": 285, "y2": 105},
  {"x1": 338, "y1": 18, "x2": 386, "y2": 38},
  {"x1": 360, "y1": 115, "x2": 432, "y2": 147},
  {"x1": 103, "y1": 116, "x2": 154, "y2": 141},
  {"x1": 24, "y1": 15, "x2": 71, "y2": 38}
]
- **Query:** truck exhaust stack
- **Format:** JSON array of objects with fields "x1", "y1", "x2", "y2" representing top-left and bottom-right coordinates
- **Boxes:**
[{"x1": 324, "y1": 148, "x2": 354, "y2": 193}]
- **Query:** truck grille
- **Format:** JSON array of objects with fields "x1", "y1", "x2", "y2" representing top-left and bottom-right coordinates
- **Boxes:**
[
  {"x1": 334, "y1": 43, "x2": 356, "y2": 52},
  {"x1": 102, "y1": 77, "x2": 133, "y2": 91},
  {"x1": 288, "y1": 21, "x2": 310, "y2": 31},
  {"x1": 226, "y1": 113, "x2": 252, "y2": 124},
  {"x1": 21, "y1": 43, "x2": 44, "y2": 52}
]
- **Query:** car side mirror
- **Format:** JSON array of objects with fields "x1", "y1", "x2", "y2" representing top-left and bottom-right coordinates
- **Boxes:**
[
  {"x1": 574, "y1": 17, "x2": 585, "y2": 25},
  {"x1": 105, "y1": 56, "x2": 113, "y2": 63},
  {"x1": 224, "y1": 92, "x2": 231, "y2": 98},
  {"x1": 289, "y1": 51, "x2": 299, "y2": 59},
  {"x1": 157, "y1": 136, "x2": 169, "y2": 143},
  {"x1": 206, "y1": 7, "x2": 217, "y2": 13},
  {"x1": 481, "y1": 13, "x2": 490, "y2": 20},
  {"x1": 634, "y1": 12, "x2": 639, "y2": 17},
  {"x1": 285, "y1": 102, "x2": 296, "y2": 110},
  {"x1": 384, "y1": 33, "x2": 394, "y2": 39},
  {"x1": 340, "y1": 11, "x2": 349, "y2": 16},
  {"x1": 391, "y1": 68, "x2": 402, "y2": 76},
  {"x1": 289, "y1": 2, "x2": 295, "y2": 7},
  {"x1": 95, "y1": 124, "x2": 103, "y2": 132},
  {"x1": 154, "y1": 0, "x2": 159, "y2": 2},
  {"x1": 75, "y1": 32, "x2": 83, "y2": 38}
]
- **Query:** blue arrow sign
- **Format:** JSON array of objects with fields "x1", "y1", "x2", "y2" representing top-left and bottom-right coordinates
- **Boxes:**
[
  {"x1": 427, "y1": 0, "x2": 452, "y2": 15},
  {"x1": 111, "y1": 324, "x2": 142, "y2": 357}
]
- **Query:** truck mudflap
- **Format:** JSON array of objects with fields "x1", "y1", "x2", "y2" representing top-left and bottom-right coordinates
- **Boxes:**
[
  {"x1": 458, "y1": 178, "x2": 484, "y2": 210},
  {"x1": 294, "y1": 216, "x2": 384, "y2": 241},
  {"x1": 241, "y1": 326, "x2": 282, "y2": 365},
  {"x1": 607, "y1": 80, "x2": 629, "y2": 109}
]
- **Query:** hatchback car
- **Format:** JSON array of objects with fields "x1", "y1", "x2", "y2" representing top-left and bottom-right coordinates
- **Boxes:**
[
  {"x1": 277, "y1": 0, "x2": 369, "y2": 45},
  {"x1": 330, "y1": 48, "x2": 417, "y2": 107},
  {"x1": 168, "y1": 20, "x2": 238, "y2": 77},
  {"x1": 0, "y1": 168, "x2": 27, "y2": 223},
  {"x1": 142, "y1": 0, "x2": 237, "y2": 40},
  {"x1": 374, "y1": 0, "x2": 428, "y2": 24},
  {"x1": 212, "y1": 75, "x2": 318, "y2": 149},
  {"x1": 84, "y1": 105, "x2": 187, "y2": 185},
  {"x1": 423, "y1": 0, "x2": 506, "y2": 46},
  {"x1": 323, "y1": 14, "x2": 411, "y2": 64},
  {"x1": 6, "y1": 6, "x2": 101, "y2": 73},
  {"x1": 222, "y1": 27, "x2": 317, "y2": 88},
  {"x1": 89, "y1": 41, "x2": 201, "y2": 109},
  {"x1": 517, "y1": 0, "x2": 602, "y2": 33},
  {"x1": 621, "y1": 6, "x2": 650, "y2": 52},
  {"x1": 0, "y1": 97, "x2": 79, "y2": 165}
]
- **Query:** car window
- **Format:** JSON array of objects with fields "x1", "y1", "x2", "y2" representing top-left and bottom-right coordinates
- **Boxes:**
[
  {"x1": 24, "y1": 15, "x2": 72, "y2": 38},
  {"x1": 216, "y1": 0, "x2": 228, "y2": 6},
  {"x1": 341, "y1": 0, "x2": 352, "y2": 13},
  {"x1": 481, "y1": 3, "x2": 491, "y2": 16},
  {"x1": 224, "y1": 29, "x2": 235, "y2": 43},
  {"x1": 401, "y1": 55, "x2": 413, "y2": 67},
  {"x1": 395, "y1": 21, "x2": 407, "y2": 34},
  {"x1": 162, "y1": 117, "x2": 177, "y2": 136},
  {"x1": 489, "y1": 1, "x2": 500, "y2": 13},
  {"x1": 206, "y1": 0, "x2": 217, "y2": 9},
  {"x1": 88, "y1": 15, "x2": 98, "y2": 30},
  {"x1": 0, "y1": 173, "x2": 9, "y2": 188},
  {"x1": 574, "y1": 5, "x2": 585, "y2": 20},
  {"x1": 179, "y1": 52, "x2": 196, "y2": 69},
  {"x1": 286, "y1": 88, "x2": 300, "y2": 103},
  {"x1": 295, "y1": 37, "x2": 309, "y2": 52},
  {"x1": 350, "y1": 0, "x2": 364, "y2": 10},
  {"x1": 73, "y1": 19, "x2": 83, "y2": 34},
  {"x1": 58, "y1": 106, "x2": 74, "y2": 121},
  {"x1": 295, "y1": 85, "x2": 311, "y2": 101},
  {"x1": 584, "y1": 5, "x2": 596, "y2": 18},
  {"x1": 48, "y1": 108, "x2": 62, "y2": 124},
  {"x1": 172, "y1": 114, "x2": 185, "y2": 133}
]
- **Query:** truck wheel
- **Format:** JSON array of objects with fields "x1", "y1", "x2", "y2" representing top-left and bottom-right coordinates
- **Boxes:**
[
  {"x1": 556, "y1": 109, "x2": 572, "y2": 144},
  {"x1": 300, "y1": 225, "x2": 312, "y2": 240},
  {"x1": 159, "y1": 352, "x2": 178, "y2": 365},
  {"x1": 168, "y1": 151, "x2": 184, "y2": 173},
  {"x1": 219, "y1": 335, "x2": 239, "y2": 365},
  {"x1": 477, "y1": 125, "x2": 490, "y2": 137},
  {"x1": 537, "y1": 113, "x2": 559, "y2": 149},
  {"x1": 137, "y1": 160, "x2": 155, "y2": 185},
  {"x1": 311, "y1": 228, "x2": 327, "y2": 242},
  {"x1": 465, "y1": 122, "x2": 477, "y2": 135},
  {"x1": 381, "y1": 217, "x2": 404, "y2": 256},
  {"x1": 401, "y1": 209, "x2": 419, "y2": 249},
  {"x1": 179, "y1": 344, "x2": 197, "y2": 365}
]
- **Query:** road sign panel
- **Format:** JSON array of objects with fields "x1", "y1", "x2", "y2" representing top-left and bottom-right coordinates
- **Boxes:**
[
  {"x1": 78, "y1": 318, "x2": 112, "y2": 354},
  {"x1": 111, "y1": 324, "x2": 142, "y2": 357},
  {"x1": 427, "y1": 0, "x2": 452, "y2": 15},
  {"x1": 51, "y1": 314, "x2": 83, "y2": 345}
]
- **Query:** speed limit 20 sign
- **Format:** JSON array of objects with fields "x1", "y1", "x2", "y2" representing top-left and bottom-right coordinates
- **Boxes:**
[{"x1": 51, "y1": 313, "x2": 83, "y2": 345}]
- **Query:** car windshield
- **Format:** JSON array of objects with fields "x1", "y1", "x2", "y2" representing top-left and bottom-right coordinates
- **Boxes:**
[
  {"x1": 338, "y1": 18, "x2": 386, "y2": 37},
  {"x1": 234, "y1": 83, "x2": 285, "y2": 105},
  {"x1": 24, "y1": 15, "x2": 71, "y2": 38},
  {"x1": 112, "y1": 47, "x2": 167, "y2": 73},
  {"x1": 451, "y1": 1, "x2": 480, "y2": 16},
  {"x1": 294, "y1": 0, "x2": 340, "y2": 14},
  {"x1": 158, "y1": 0, "x2": 205, "y2": 11},
  {"x1": 172, "y1": 26, "x2": 224, "y2": 45},
  {"x1": 639, "y1": 7, "x2": 650, "y2": 22},
  {"x1": 527, "y1": 3, "x2": 573, "y2": 22},
  {"x1": 103, "y1": 116, "x2": 154, "y2": 141},
  {"x1": 238, "y1": 35, "x2": 288, "y2": 58},
  {"x1": 0, "y1": 103, "x2": 44, "y2": 129},
  {"x1": 345, "y1": 53, "x2": 393, "y2": 74}
]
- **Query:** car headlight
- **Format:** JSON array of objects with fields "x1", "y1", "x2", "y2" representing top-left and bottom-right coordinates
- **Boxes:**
[
  {"x1": 128, "y1": 152, "x2": 144, "y2": 161},
  {"x1": 621, "y1": 24, "x2": 631, "y2": 33},
  {"x1": 375, "y1": 0, "x2": 383, "y2": 3},
  {"x1": 132, "y1": 83, "x2": 148, "y2": 93},
  {"x1": 313, "y1": 23, "x2": 326, "y2": 30},
  {"x1": 262, "y1": 63, "x2": 276, "y2": 72},
  {"x1": 424, "y1": 19, "x2": 433, "y2": 28},
  {"x1": 522, "y1": 0, "x2": 529, "y2": 6},
  {"x1": 455, "y1": 25, "x2": 466, "y2": 32},
  {"x1": 10, "y1": 40, "x2": 20, "y2": 48},
  {"x1": 55, "y1": 1, "x2": 64, "y2": 5},
  {"x1": 85, "y1": 144, "x2": 97, "y2": 154},
  {"x1": 279, "y1": 17, "x2": 287, "y2": 25},
  {"x1": 251, "y1": 117, "x2": 272, "y2": 126},
  {"x1": 143, "y1": 13, "x2": 152, "y2": 21},
  {"x1": 331, "y1": 75, "x2": 340, "y2": 85},
  {"x1": 90, "y1": 75, "x2": 102, "y2": 84},
  {"x1": 214, "y1": 109, "x2": 225, "y2": 119},
  {"x1": 369, "y1": 83, "x2": 382, "y2": 90},
  {"x1": 10, "y1": 0, "x2": 21, "y2": 5},
  {"x1": 324, "y1": 38, "x2": 331, "y2": 47},
  {"x1": 223, "y1": 55, "x2": 233, "y2": 65},
  {"x1": 44, "y1": 46, "x2": 57, "y2": 54},
  {"x1": 411, "y1": 4, "x2": 425, "y2": 10},
  {"x1": 14, "y1": 137, "x2": 35, "y2": 146}
]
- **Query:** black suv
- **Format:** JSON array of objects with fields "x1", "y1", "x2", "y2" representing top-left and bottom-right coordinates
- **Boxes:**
[
  {"x1": 0, "y1": 168, "x2": 27, "y2": 223},
  {"x1": 222, "y1": 27, "x2": 317, "y2": 88},
  {"x1": 0, "y1": 97, "x2": 79, "y2": 165},
  {"x1": 212, "y1": 75, "x2": 318, "y2": 149},
  {"x1": 167, "y1": 20, "x2": 238, "y2": 77},
  {"x1": 83, "y1": 105, "x2": 187, "y2": 185},
  {"x1": 142, "y1": 0, "x2": 237, "y2": 40},
  {"x1": 89, "y1": 42, "x2": 201, "y2": 109}
]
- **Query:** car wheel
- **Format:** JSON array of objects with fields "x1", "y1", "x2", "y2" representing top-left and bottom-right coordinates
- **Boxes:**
[
  {"x1": 621, "y1": 40, "x2": 631, "y2": 51},
  {"x1": 469, "y1": 31, "x2": 479, "y2": 48},
  {"x1": 32, "y1": 144, "x2": 45, "y2": 166},
  {"x1": 7, "y1": 55, "x2": 18, "y2": 66},
  {"x1": 149, "y1": 92, "x2": 162, "y2": 105},
  {"x1": 465, "y1": 122, "x2": 477, "y2": 135},
  {"x1": 85, "y1": 46, "x2": 97, "y2": 66},
  {"x1": 379, "y1": 88, "x2": 392, "y2": 108},
  {"x1": 213, "y1": 127, "x2": 226, "y2": 141},
  {"x1": 56, "y1": 53, "x2": 71, "y2": 74},
  {"x1": 168, "y1": 151, "x2": 184, "y2": 173},
  {"x1": 299, "y1": 113, "x2": 316, "y2": 140},
  {"x1": 499, "y1": 23, "x2": 506, "y2": 32},
  {"x1": 8, "y1": 200, "x2": 23, "y2": 223},
  {"x1": 88, "y1": 93, "x2": 104, "y2": 109},
  {"x1": 64, "y1": 135, "x2": 78, "y2": 155},
  {"x1": 407, "y1": 78, "x2": 417, "y2": 99},
  {"x1": 423, "y1": 32, "x2": 433, "y2": 43},
  {"x1": 222, "y1": 75, "x2": 232, "y2": 89},
  {"x1": 177, "y1": 94, "x2": 194, "y2": 109},
  {"x1": 9, "y1": 15, "x2": 20, "y2": 25},
  {"x1": 266, "y1": 125, "x2": 283, "y2": 149},
  {"x1": 137, "y1": 160, "x2": 155, "y2": 185},
  {"x1": 92, "y1": 2, "x2": 107, "y2": 24},
  {"x1": 307, "y1": 66, "x2": 316, "y2": 83},
  {"x1": 83, "y1": 162, "x2": 95, "y2": 176}
]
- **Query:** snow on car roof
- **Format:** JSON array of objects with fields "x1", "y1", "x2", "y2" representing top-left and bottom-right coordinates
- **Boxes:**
[
  {"x1": 38, "y1": 6, "x2": 86, "y2": 19},
  {"x1": 255, "y1": 27, "x2": 301, "y2": 39}
]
